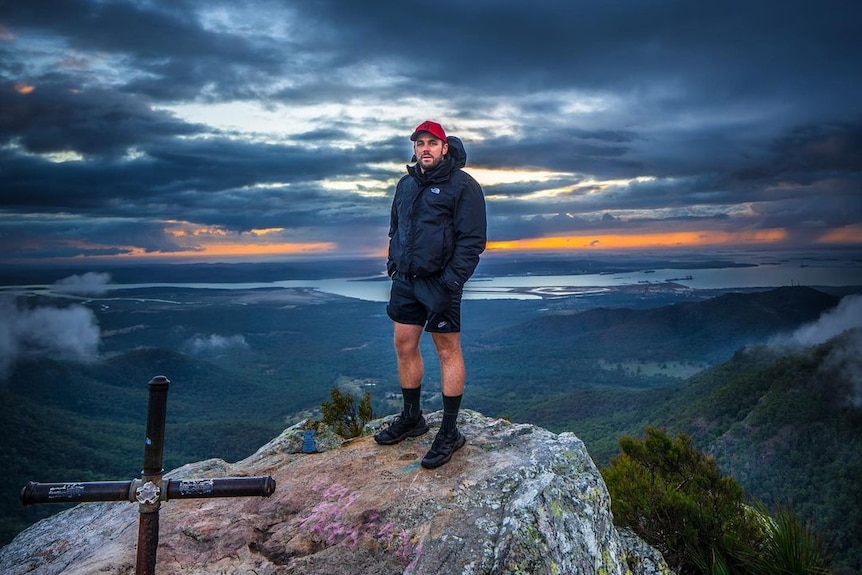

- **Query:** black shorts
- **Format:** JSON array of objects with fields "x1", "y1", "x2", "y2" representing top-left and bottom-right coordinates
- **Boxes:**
[{"x1": 386, "y1": 273, "x2": 462, "y2": 333}]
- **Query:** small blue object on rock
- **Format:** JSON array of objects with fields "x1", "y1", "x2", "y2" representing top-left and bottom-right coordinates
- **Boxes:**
[{"x1": 301, "y1": 429, "x2": 317, "y2": 454}]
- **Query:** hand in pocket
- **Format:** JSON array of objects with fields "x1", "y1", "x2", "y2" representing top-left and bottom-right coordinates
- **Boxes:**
[{"x1": 416, "y1": 275, "x2": 451, "y2": 313}]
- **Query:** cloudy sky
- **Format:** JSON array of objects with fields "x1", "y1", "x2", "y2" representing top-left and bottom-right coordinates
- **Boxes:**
[{"x1": 1, "y1": 0, "x2": 861, "y2": 264}]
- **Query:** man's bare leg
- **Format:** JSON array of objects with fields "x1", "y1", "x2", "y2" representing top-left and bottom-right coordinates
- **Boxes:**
[
  {"x1": 394, "y1": 322, "x2": 424, "y2": 389},
  {"x1": 374, "y1": 322, "x2": 429, "y2": 445},
  {"x1": 421, "y1": 331, "x2": 467, "y2": 468},
  {"x1": 431, "y1": 332, "x2": 464, "y2": 396}
]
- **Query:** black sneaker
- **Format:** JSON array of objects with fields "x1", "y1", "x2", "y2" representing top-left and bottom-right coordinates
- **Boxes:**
[
  {"x1": 421, "y1": 427, "x2": 466, "y2": 469},
  {"x1": 374, "y1": 412, "x2": 429, "y2": 445}
]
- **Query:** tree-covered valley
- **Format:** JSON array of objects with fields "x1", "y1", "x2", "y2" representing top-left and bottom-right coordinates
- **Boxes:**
[{"x1": 1, "y1": 280, "x2": 860, "y2": 572}]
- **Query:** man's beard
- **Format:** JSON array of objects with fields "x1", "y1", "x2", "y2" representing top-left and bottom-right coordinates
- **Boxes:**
[{"x1": 419, "y1": 155, "x2": 443, "y2": 172}]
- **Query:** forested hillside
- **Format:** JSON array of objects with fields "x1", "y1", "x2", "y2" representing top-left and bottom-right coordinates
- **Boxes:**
[
  {"x1": 658, "y1": 337, "x2": 862, "y2": 574},
  {"x1": 1, "y1": 285, "x2": 858, "y2": 572}
]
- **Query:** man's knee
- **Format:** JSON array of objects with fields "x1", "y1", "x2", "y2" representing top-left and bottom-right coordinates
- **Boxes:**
[
  {"x1": 394, "y1": 322, "x2": 423, "y2": 356},
  {"x1": 395, "y1": 340, "x2": 420, "y2": 359},
  {"x1": 432, "y1": 332, "x2": 462, "y2": 359}
]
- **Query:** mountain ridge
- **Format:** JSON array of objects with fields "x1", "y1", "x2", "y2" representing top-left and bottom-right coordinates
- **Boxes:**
[{"x1": 501, "y1": 286, "x2": 839, "y2": 362}]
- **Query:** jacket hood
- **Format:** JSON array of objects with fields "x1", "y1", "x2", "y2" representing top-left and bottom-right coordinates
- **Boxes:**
[{"x1": 446, "y1": 136, "x2": 467, "y2": 169}]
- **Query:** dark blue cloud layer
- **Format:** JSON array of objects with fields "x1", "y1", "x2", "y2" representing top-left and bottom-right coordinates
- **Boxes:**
[{"x1": 1, "y1": 0, "x2": 860, "y2": 260}]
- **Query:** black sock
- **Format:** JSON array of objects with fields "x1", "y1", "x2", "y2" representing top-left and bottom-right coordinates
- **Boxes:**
[
  {"x1": 402, "y1": 387, "x2": 421, "y2": 420},
  {"x1": 441, "y1": 394, "x2": 462, "y2": 432}
]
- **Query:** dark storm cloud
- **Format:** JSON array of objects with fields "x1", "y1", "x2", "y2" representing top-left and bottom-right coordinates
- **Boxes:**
[
  {"x1": 293, "y1": 1, "x2": 860, "y2": 111},
  {"x1": 0, "y1": 137, "x2": 389, "y2": 233},
  {"x1": 0, "y1": 0, "x2": 860, "y2": 260},
  {"x1": 3, "y1": 0, "x2": 286, "y2": 101},
  {"x1": 0, "y1": 76, "x2": 198, "y2": 157}
]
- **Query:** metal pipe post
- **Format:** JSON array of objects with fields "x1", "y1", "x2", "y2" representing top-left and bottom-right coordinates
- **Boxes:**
[
  {"x1": 136, "y1": 375, "x2": 170, "y2": 575},
  {"x1": 142, "y1": 375, "x2": 170, "y2": 480}
]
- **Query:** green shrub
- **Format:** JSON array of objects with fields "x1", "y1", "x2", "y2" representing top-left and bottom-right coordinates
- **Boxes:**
[
  {"x1": 602, "y1": 427, "x2": 834, "y2": 575},
  {"x1": 601, "y1": 427, "x2": 763, "y2": 574},
  {"x1": 320, "y1": 388, "x2": 373, "y2": 439}
]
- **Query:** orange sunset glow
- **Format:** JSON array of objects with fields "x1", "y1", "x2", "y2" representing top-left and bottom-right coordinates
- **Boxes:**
[
  {"x1": 56, "y1": 223, "x2": 862, "y2": 262},
  {"x1": 487, "y1": 228, "x2": 789, "y2": 252},
  {"x1": 14, "y1": 83, "x2": 35, "y2": 95},
  {"x1": 134, "y1": 227, "x2": 791, "y2": 260},
  {"x1": 64, "y1": 240, "x2": 337, "y2": 261},
  {"x1": 170, "y1": 241, "x2": 338, "y2": 257},
  {"x1": 816, "y1": 224, "x2": 862, "y2": 245}
]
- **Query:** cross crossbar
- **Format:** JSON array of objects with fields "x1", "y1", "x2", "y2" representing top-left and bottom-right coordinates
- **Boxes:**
[{"x1": 21, "y1": 476, "x2": 276, "y2": 505}]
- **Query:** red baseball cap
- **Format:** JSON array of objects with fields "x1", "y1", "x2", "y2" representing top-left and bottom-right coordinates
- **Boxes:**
[{"x1": 410, "y1": 120, "x2": 447, "y2": 142}]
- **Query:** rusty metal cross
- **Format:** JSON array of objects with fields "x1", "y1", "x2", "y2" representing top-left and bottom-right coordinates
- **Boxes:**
[{"x1": 20, "y1": 376, "x2": 276, "y2": 575}]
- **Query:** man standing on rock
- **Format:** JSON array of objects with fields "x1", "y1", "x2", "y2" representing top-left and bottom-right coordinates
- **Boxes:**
[{"x1": 374, "y1": 120, "x2": 487, "y2": 469}]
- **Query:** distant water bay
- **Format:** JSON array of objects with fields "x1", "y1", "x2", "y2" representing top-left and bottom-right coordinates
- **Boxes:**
[
  {"x1": 9, "y1": 257, "x2": 860, "y2": 303},
  {"x1": 468, "y1": 260, "x2": 862, "y2": 299}
]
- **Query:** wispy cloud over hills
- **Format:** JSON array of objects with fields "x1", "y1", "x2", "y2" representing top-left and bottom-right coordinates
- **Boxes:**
[
  {"x1": 183, "y1": 333, "x2": 249, "y2": 355},
  {"x1": 777, "y1": 295, "x2": 862, "y2": 348},
  {"x1": 771, "y1": 294, "x2": 862, "y2": 407},
  {"x1": 52, "y1": 272, "x2": 113, "y2": 295},
  {"x1": 0, "y1": 296, "x2": 100, "y2": 378}
]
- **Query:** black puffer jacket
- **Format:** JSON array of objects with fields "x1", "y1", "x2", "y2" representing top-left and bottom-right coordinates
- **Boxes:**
[{"x1": 387, "y1": 136, "x2": 487, "y2": 292}]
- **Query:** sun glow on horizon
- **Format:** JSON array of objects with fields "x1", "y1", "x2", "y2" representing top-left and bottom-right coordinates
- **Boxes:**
[
  {"x1": 177, "y1": 241, "x2": 337, "y2": 257},
  {"x1": 816, "y1": 224, "x2": 862, "y2": 245},
  {"x1": 10, "y1": 216, "x2": 861, "y2": 264},
  {"x1": 73, "y1": 241, "x2": 339, "y2": 261},
  {"x1": 488, "y1": 229, "x2": 789, "y2": 251}
]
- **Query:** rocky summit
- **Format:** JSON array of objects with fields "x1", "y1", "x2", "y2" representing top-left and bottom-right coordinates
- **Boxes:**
[{"x1": 0, "y1": 410, "x2": 671, "y2": 575}]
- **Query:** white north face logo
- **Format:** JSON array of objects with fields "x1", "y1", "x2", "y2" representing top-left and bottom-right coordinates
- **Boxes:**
[{"x1": 429, "y1": 187, "x2": 440, "y2": 194}]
